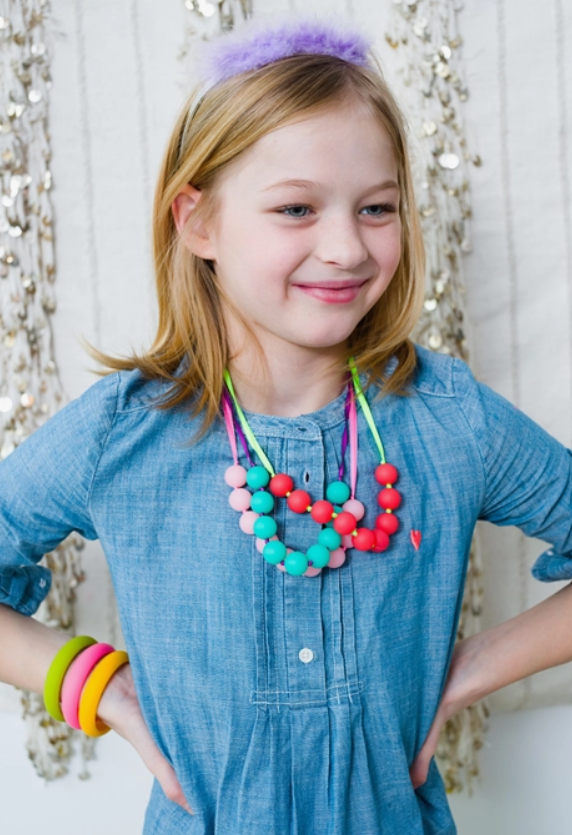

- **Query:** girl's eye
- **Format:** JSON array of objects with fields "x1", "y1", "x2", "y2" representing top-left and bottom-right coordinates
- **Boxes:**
[
  {"x1": 362, "y1": 203, "x2": 396, "y2": 216},
  {"x1": 278, "y1": 203, "x2": 396, "y2": 219}
]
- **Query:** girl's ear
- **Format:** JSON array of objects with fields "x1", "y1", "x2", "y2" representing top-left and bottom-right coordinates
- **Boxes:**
[{"x1": 171, "y1": 184, "x2": 216, "y2": 260}]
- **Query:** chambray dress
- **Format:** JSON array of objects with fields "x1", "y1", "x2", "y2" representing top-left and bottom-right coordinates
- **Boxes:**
[{"x1": 1, "y1": 344, "x2": 571, "y2": 835}]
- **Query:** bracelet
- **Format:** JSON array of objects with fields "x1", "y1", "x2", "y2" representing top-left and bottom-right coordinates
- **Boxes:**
[
  {"x1": 60, "y1": 643, "x2": 115, "y2": 730},
  {"x1": 78, "y1": 650, "x2": 130, "y2": 738},
  {"x1": 43, "y1": 636, "x2": 97, "y2": 722}
]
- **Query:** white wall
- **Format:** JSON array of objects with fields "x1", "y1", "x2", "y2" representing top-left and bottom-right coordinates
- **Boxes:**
[{"x1": 1, "y1": 0, "x2": 572, "y2": 833}]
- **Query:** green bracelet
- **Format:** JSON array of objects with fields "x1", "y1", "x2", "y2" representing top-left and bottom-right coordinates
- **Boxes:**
[{"x1": 43, "y1": 635, "x2": 97, "y2": 722}]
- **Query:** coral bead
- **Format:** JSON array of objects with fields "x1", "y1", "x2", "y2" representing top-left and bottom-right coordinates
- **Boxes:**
[
  {"x1": 333, "y1": 511, "x2": 357, "y2": 535},
  {"x1": 327, "y1": 547, "x2": 346, "y2": 569},
  {"x1": 287, "y1": 490, "x2": 311, "y2": 514},
  {"x1": 250, "y1": 491, "x2": 275, "y2": 514},
  {"x1": 375, "y1": 463, "x2": 399, "y2": 485},
  {"x1": 269, "y1": 473, "x2": 294, "y2": 497},
  {"x1": 306, "y1": 544, "x2": 331, "y2": 568},
  {"x1": 372, "y1": 529, "x2": 390, "y2": 552},
  {"x1": 224, "y1": 464, "x2": 247, "y2": 488},
  {"x1": 239, "y1": 511, "x2": 258, "y2": 535},
  {"x1": 318, "y1": 528, "x2": 342, "y2": 550},
  {"x1": 342, "y1": 499, "x2": 365, "y2": 521},
  {"x1": 253, "y1": 516, "x2": 277, "y2": 539},
  {"x1": 326, "y1": 481, "x2": 351, "y2": 505},
  {"x1": 229, "y1": 488, "x2": 251, "y2": 512},
  {"x1": 246, "y1": 466, "x2": 270, "y2": 489},
  {"x1": 378, "y1": 487, "x2": 402, "y2": 510},
  {"x1": 311, "y1": 500, "x2": 334, "y2": 524},
  {"x1": 376, "y1": 512, "x2": 399, "y2": 535},
  {"x1": 284, "y1": 551, "x2": 308, "y2": 576},
  {"x1": 353, "y1": 528, "x2": 376, "y2": 551}
]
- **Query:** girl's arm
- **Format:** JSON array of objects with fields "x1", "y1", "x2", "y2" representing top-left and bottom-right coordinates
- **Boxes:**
[
  {"x1": 446, "y1": 580, "x2": 572, "y2": 710},
  {"x1": 410, "y1": 580, "x2": 572, "y2": 787},
  {"x1": 410, "y1": 358, "x2": 572, "y2": 788},
  {"x1": 0, "y1": 601, "x2": 193, "y2": 814},
  {"x1": 0, "y1": 602, "x2": 68, "y2": 691}
]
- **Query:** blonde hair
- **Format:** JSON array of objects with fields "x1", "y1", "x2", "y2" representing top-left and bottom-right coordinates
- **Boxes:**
[{"x1": 83, "y1": 51, "x2": 426, "y2": 440}]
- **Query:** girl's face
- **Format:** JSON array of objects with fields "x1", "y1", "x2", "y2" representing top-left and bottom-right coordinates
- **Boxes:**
[{"x1": 176, "y1": 98, "x2": 402, "y2": 356}]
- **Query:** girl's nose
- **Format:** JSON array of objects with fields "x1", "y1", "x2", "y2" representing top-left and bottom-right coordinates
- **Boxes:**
[{"x1": 315, "y1": 215, "x2": 369, "y2": 270}]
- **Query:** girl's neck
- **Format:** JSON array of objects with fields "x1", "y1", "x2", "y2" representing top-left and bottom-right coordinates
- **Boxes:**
[{"x1": 228, "y1": 338, "x2": 349, "y2": 418}]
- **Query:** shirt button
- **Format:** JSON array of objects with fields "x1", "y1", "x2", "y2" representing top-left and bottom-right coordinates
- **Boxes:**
[{"x1": 298, "y1": 647, "x2": 314, "y2": 664}]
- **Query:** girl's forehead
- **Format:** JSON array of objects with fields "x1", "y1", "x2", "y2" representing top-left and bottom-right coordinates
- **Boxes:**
[{"x1": 218, "y1": 102, "x2": 397, "y2": 192}]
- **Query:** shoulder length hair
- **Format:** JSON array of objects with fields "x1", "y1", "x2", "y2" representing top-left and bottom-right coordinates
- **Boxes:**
[{"x1": 83, "y1": 51, "x2": 426, "y2": 441}]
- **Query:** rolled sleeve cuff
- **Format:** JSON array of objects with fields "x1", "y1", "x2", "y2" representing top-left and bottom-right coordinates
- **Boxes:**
[
  {"x1": 0, "y1": 565, "x2": 52, "y2": 616},
  {"x1": 532, "y1": 549, "x2": 572, "y2": 583}
]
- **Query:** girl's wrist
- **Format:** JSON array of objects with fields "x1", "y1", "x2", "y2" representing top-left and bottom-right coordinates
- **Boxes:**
[
  {"x1": 440, "y1": 634, "x2": 491, "y2": 719},
  {"x1": 95, "y1": 662, "x2": 135, "y2": 728}
]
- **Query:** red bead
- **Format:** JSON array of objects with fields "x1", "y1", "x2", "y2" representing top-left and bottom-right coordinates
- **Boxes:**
[
  {"x1": 372, "y1": 529, "x2": 390, "y2": 552},
  {"x1": 375, "y1": 512, "x2": 399, "y2": 535},
  {"x1": 287, "y1": 489, "x2": 311, "y2": 513},
  {"x1": 353, "y1": 528, "x2": 376, "y2": 551},
  {"x1": 378, "y1": 487, "x2": 401, "y2": 510},
  {"x1": 333, "y1": 511, "x2": 357, "y2": 535},
  {"x1": 269, "y1": 473, "x2": 294, "y2": 497},
  {"x1": 375, "y1": 463, "x2": 399, "y2": 486},
  {"x1": 311, "y1": 500, "x2": 334, "y2": 524}
]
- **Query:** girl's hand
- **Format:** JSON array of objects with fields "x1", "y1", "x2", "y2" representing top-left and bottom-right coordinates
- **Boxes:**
[
  {"x1": 97, "y1": 664, "x2": 194, "y2": 815},
  {"x1": 409, "y1": 639, "x2": 478, "y2": 790}
]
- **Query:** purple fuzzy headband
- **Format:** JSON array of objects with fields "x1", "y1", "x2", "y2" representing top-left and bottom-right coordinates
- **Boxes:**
[{"x1": 189, "y1": 14, "x2": 374, "y2": 116}]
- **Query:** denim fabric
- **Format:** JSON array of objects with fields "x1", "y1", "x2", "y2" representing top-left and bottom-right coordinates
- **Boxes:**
[{"x1": 1, "y1": 344, "x2": 571, "y2": 835}]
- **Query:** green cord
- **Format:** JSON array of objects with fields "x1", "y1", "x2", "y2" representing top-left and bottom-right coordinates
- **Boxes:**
[
  {"x1": 348, "y1": 357, "x2": 386, "y2": 464},
  {"x1": 223, "y1": 370, "x2": 275, "y2": 476},
  {"x1": 224, "y1": 358, "x2": 386, "y2": 472}
]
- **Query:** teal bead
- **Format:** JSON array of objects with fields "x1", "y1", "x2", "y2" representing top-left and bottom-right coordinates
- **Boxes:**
[
  {"x1": 246, "y1": 466, "x2": 270, "y2": 489},
  {"x1": 318, "y1": 527, "x2": 342, "y2": 550},
  {"x1": 284, "y1": 551, "x2": 308, "y2": 576},
  {"x1": 326, "y1": 481, "x2": 351, "y2": 504},
  {"x1": 263, "y1": 540, "x2": 287, "y2": 565},
  {"x1": 253, "y1": 516, "x2": 277, "y2": 539},
  {"x1": 250, "y1": 491, "x2": 275, "y2": 514},
  {"x1": 307, "y1": 544, "x2": 330, "y2": 568}
]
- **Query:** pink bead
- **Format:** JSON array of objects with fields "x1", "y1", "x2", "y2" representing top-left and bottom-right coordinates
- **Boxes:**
[
  {"x1": 225, "y1": 464, "x2": 247, "y2": 488},
  {"x1": 342, "y1": 534, "x2": 354, "y2": 549},
  {"x1": 229, "y1": 487, "x2": 251, "y2": 512},
  {"x1": 327, "y1": 547, "x2": 346, "y2": 569},
  {"x1": 304, "y1": 565, "x2": 322, "y2": 577},
  {"x1": 343, "y1": 499, "x2": 365, "y2": 521},
  {"x1": 239, "y1": 511, "x2": 258, "y2": 535}
]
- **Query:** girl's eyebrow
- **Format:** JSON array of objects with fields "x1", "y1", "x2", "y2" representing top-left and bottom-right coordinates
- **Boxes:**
[{"x1": 262, "y1": 178, "x2": 400, "y2": 193}]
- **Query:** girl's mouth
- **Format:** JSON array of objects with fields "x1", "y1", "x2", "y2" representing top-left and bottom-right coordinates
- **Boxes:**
[{"x1": 293, "y1": 280, "x2": 367, "y2": 304}]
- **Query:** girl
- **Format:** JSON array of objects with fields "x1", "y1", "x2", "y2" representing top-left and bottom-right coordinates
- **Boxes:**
[{"x1": 1, "y1": 14, "x2": 572, "y2": 835}]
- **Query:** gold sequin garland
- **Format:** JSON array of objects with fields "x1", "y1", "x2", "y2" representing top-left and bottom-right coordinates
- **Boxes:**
[
  {"x1": 386, "y1": 0, "x2": 488, "y2": 794},
  {"x1": 0, "y1": 0, "x2": 94, "y2": 780},
  {"x1": 184, "y1": 0, "x2": 252, "y2": 34}
]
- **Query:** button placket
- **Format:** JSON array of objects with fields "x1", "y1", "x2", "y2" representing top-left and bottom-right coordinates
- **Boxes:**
[{"x1": 282, "y1": 426, "x2": 328, "y2": 700}]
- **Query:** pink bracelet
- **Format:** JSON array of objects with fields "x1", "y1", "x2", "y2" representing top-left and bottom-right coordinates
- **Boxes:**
[{"x1": 61, "y1": 643, "x2": 115, "y2": 730}]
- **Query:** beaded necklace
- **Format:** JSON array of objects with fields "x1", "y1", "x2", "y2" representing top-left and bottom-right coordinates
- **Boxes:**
[{"x1": 222, "y1": 358, "x2": 401, "y2": 576}]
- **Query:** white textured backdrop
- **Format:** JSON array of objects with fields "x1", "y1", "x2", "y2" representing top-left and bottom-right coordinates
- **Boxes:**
[{"x1": 1, "y1": 0, "x2": 572, "y2": 833}]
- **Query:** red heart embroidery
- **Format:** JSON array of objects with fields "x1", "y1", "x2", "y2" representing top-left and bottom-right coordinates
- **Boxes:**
[{"x1": 410, "y1": 530, "x2": 422, "y2": 551}]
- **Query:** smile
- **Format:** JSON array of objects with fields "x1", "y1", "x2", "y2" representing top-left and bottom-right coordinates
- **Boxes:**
[{"x1": 293, "y1": 280, "x2": 368, "y2": 304}]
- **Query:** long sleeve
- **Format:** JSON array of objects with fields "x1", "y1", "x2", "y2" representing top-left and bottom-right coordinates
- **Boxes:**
[
  {"x1": 452, "y1": 357, "x2": 572, "y2": 582},
  {"x1": 0, "y1": 372, "x2": 119, "y2": 615}
]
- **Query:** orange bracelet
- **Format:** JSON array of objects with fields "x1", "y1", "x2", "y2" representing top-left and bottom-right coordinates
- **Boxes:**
[{"x1": 78, "y1": 650, "x2": 129, "y2": 737}]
